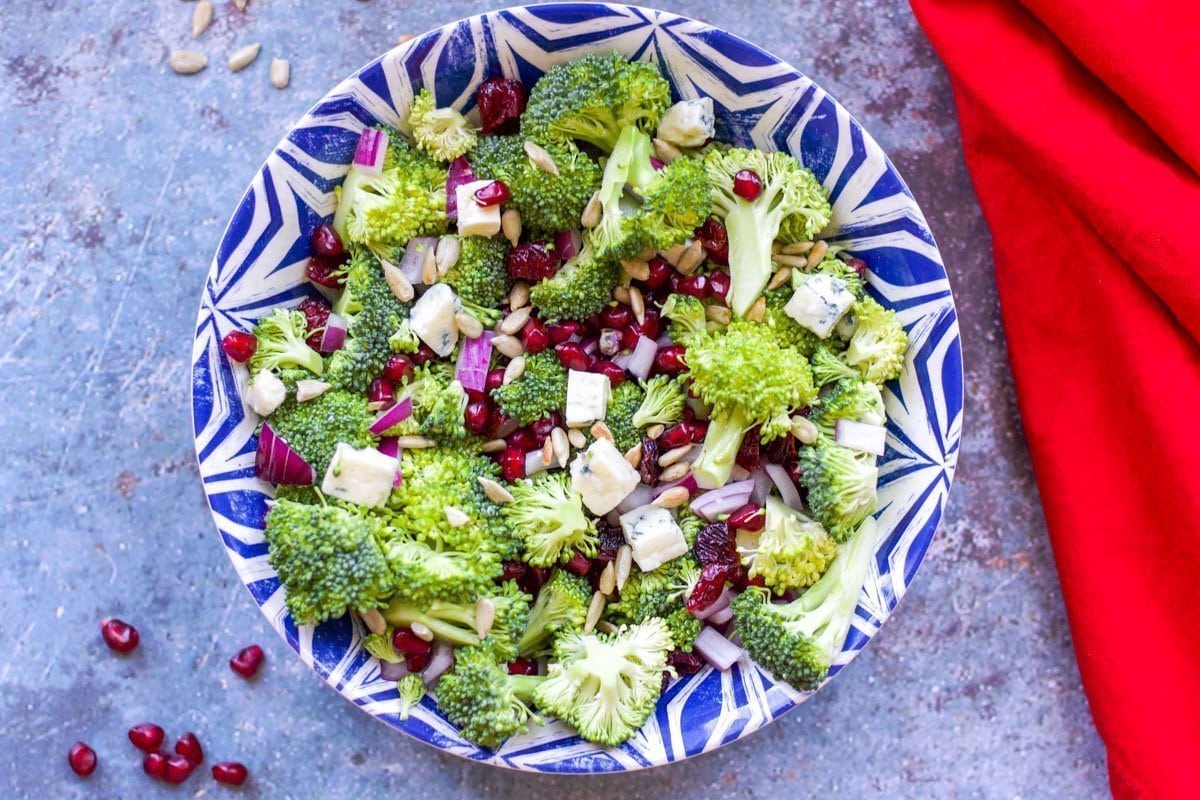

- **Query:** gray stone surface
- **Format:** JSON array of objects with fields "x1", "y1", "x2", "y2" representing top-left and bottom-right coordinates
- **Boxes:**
[{"x1": 0, "y1": 1, "x2": 1109, "y2": 797}]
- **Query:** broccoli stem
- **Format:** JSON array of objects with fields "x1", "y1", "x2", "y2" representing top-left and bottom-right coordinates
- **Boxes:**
[
  {"x1": 725, "y1": 200, "x2": 781, "y2": 317},
  {"x1": 692, "y1": 407, "x2": 750, "y2": 489},
  {"x1": 383, "y1": 600, "x2": 481, "y2": 648}
]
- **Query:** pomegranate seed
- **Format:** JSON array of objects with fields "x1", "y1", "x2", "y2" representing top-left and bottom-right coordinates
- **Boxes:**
[
  {"x1": 659, "y1": 423, "x2": 692, "y2": 450},
  {"x1": 410, "y1": 343, "x2": 437, "y2": 365},
  {"x1": 305, "y1": 254, "x2": 344, "y2": 288},
  {"x1": 732, "y1": 169, "x2": 763, "y2": 201},
  {"x1": 599, "y1": 305, "x2": 633, "y2": 330},
  {"x1": 500, "y1": 447, "x2": 526, "y2": 482},
  {"x1": 620, "y1": 326, "x2": 640, "y2": 351},
  {"x1": 143, "y1": 752, "x2": 168, "y2": 780},
  {"x1": 547, "y1": 320, "x2": 586, "y2": 344},
  {"x1": 128, "y1": 723, "x2": 165, "y2": 753},
  {"x1": 507, "y1": 427, "x2": 539, "y2": 451},
  {"x1": 695, "y1": 218, "x2": 729, "y2": 266},
  {"x1": 229, "y1": 644, "x2": 265, "y2": 679},
  {"x1": 392, "y1": 628, "x2": 432, "y2": 656},
  {"x1": 530, "y1": 413, "x2": 561, "y2": 444},
  {"x1": 644, "y1": 257, "x2": 672, "y2": 289},
  {"x1": 474, "y1": 180, "x2": 511, "y2": 207},
  {"x1": 844, "y1": 256, "x2": 868, "y2": 277},
  {"x1": 500, "y1": 560, "x2": 526, "y2": 582},
  {"x1": 507, "y1": 241, "x2": 562, "y2": 282},
  {"x1": 489, "y1": 408, "x2": 518, "y2": 439},
  {"x1": 591, "y1": 359, "x2": 625, "y2": 388},
  {"x1": 654, "y1": 345, "x2": 687, "y2": 376},
  {"x1": 165, "y1": 754, "x2": 195, "y2": 784},
  {"x1": 464, "y1": 400, "x2": 491, "y2": 435},
  {"x1": 685, "y1": 563, "x2": 736, "y2": 613},
  {"x1": 310, "y1": 223, "x2": 344, "y2": 257},
  {"x1": 485, "y1": 368, "x2": 506, "y2": 392},
  {"x1": 212, "y1": 762, "x2": 249, "y2": 787},
  {"x1": 67, "y1": 742, "x2": 97, "y2": 777},
  {"x1": 694, "y1": 521, "x2": 737, "y2": 567},
  {"x1": 221, "y1": 332, "x2": 257, "y2": 365},
  {"x1": 507, "y1": 657, "x2": 538, "y2": 676},
  {"x1": 555, "y1": 342, "x2": 592, "y2": 372},
  {"x1": 563, "y1": 552, "x2": 592, "y2": 577},
  {"x1": 297, "y1": 297, "x2": 332, "y2": 350},
  {"x1": 383, "y1": 354, "x2": 414, "y2": 383},
  {"x1": 521, "y1": 318, "x2": 551, "y2": 354},
  {"x1": 677, "y1": 274, "x2": 709, "y2": 298},
  {"x1": 405, "y1": 650, "x2": 432, "y2": 673},
  {"x1": 707, "y1": 270, "x2": 731, "y2": 300},
  {"x1": 727, "y1": 503, "x2": 765, "y2": 532},
  {"x1": 630, "y1": 307, "x2": 661, "y2": 341},
  {"x1": 476, "y1": 77, "x2": 527, "y2": 135},
  {"x1": 174, "y1": 732, "x2": 203, "y2": 765},
  {"x1": 100, "y1": 618, "x2": 140, "y2": 653},
  {"x1": 369, "y1": 377, "x2": 395, "y2": 408}
]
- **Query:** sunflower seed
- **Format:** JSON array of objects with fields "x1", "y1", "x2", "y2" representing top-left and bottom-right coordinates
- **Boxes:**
[
  {"x1": 481, "y1": 438, "x2": 507, "y2": 454},
  {"x1": 409, "y1": 621, "x2": 434, "y2": 642},
  {"x1": 581, "y1": 191, "x2": 602, "y2": 228},
  {"x1": 653, "y1": 486, "x2": 690, "y2": 509},
  {"x1": 646, "y1": 424, "x2": 665, "y2": 440},
  {"x1": 745, "y1": 296, "x2": 767, "y2": 322},
  {"x1": 436, "y1": 236, "x2": 461, "y2": 275},
  {"x1": 659, "y1": 242, "x2": 688, "y2": 266},
  {"x1": 192, "y1": 1, "x2": 213, "y2": 37},
  {"x1": 706, "y1": 304, "x2": 731, "y2": 325},
  {"x1": 772, "y1": 253, "x2": 809, "y2": 269},
  {"x1": 660, "y1": 462, "x2": 691, "y2": 483},
  {"x1": 444, "y1": 506, "x2": 470, "y2": 527},
  {"x1": 805, "y1": 240, "x2": 830, "y2": 269},
  {"x1": 228, "y1": 43, "x2": 261, "y2": 72},
  {"x1": 624, "y1": 441, "x2": 642, "y2": 469},
  {"x1": 595, "y1": 620, "x2": 618, "y2": 634},
  {"x1": 294, "y1": 380, "x2": 331, "y2": 402},
  {"x1": 636, "y1": 247, "x2": 658, "y2": 262},
  {"x1": 675, "y1": 239, "x2": 706, "y2": 274},
  {"x1": 501, "y1": 208, "x2": 522, "y2": 247},
  {"x1": 492, "y1": 334, "x2": 524, "y2": 358},
  {"x1": 169, "y1": 50, "x2": 208, "y2": 74},
  {"x1": 599, "y1": 561, "x2": 616, "y2": 596},
  {"x1": 653, "y1": 137, "x2": 683, "y2": 164},
  {"x1": 233, "y1": 0, "x2": 247, "y2": 10},
  {"x1": 523, "y1": 140, "x2": 559, "y2": 175},
  {"x1": 781, "y1": 240, "x2": 815, "y2": 255},
  {"x1": 583, "y1": 591, "x2": 606, "y2": 633},
  {"x1": 421, "y1": 246, "x2": 438, "y2": 285},
  {"x1": 395, "y1": 435, "x2": 437, "y2": 449},
  {"x1": 499, "y1": 306, "x2": 531, "y2": 335},
  {"x1": 568, "y1": 429, "x2": 587, "y2": 449},
  {"x1": 549, "y1": 427, "x2": 568, "y2": 467},
  {"x1": 509, "y1": 282, "x2": 530, "y2": 310},
  {"x1": 767, "y1": 266, "x2": 793, "y2": 291},
  {"x1": 790, "y1": 415, "x2": 819, "y2": 445},
  {"x1": 590, "y1": 421, "x2": 614, "y2": 443},
  {"x1": 478, "y1": 476, "x2": 515, "y2": 504},
  {"x1": 612, "y1": 285, "x2": 631, "y2": 305},
  {"x1": 361, "y1": 608, "x2": 387, "y2": 635},
  {"x1": 772, "y1": 241, "x2": 783, "y2": 255},
  {"x1": 616, "y1": 546, "x2": 634, "y2": 591},
  {"x1": 455, "y1": 312, "x2": 483, "y2": 339},
  {"x1": 620, "y1": 259, "x2": 650, "y2": 282},
  {"x1": 382, "y1": 260, "x2": 415, "y2": 302},
  {"x1": 629, "y1": 286, "x2": 646, "y2": 325},
  {"x1": 658, "y1": 444, "x2": 693, "y2": 468},
  {"x1": 503, "y1": 355, "x2": 526, "y2": 385},
  {"x1": 397, "y1": 33, "x2": 415, "y2": 45},
  {"x1": 475, "y1": 597, "x2": 496, "y2": 638},
  {"x1": 269, "y1": 58, "x2": 290, "y2": 89},
  {"x1": 540, "y1": 438, "x2": 554, "y2": 467}
]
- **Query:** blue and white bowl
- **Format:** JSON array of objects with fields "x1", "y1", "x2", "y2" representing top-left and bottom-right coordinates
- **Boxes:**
[{"x1": 191, "y1": 3, "x2": 962, "y2": 773}]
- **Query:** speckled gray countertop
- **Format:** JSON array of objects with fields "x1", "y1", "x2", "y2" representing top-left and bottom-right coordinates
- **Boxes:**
[{"x1": 0, "y1": 1, "x2": 1109, "y2": 797}]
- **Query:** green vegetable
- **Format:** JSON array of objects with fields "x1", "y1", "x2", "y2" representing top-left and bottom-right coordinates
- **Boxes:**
[
  {"x1": 327, "y1": 248, "x2": 412, "y2": 392},
  {"x1": 391, "y1": 362, "x2": 470, "y2": 443},
  {"x1": 385, "y1": 537, "x2": 497, "y2": 607},
  {"x1": 266, "y1": 389, "x2": 376, "y2": 476},
  {"x1": 740, "y1": 497, "x2": 837, "y2": 592},
  {"x1": 492, "y1": 350, "x2": 568, "y2": 426},
  {"x1": 441, "y1": 235, "x2": 512, "y2": 308},
  {"x1": 363, "y1": 631, "x2": 401, "y2": 663},
  {"x1": 762, "y1": 287, "x2": 829, "y2": 358},
  {"x1": 396, "y1": 673, "x2": 427, "y2": 721},
  {"x1": 632, "y1": 375, "x2": 686, "y2": 429},
  {"x1": 249, "y1": 308, "x2": 324, "y2": 376},
  {"x1": 844, "y1": 296, "x2": 907, "y2": 384},
  {"x1": 503, "y1": 473, "x2": 597, "y2": 567},
  {"x1": 604, "y1": 380, "x2": 646, "y2": 453},
  {"x1": 809, "y1": 345, "x2": 859, "y2": 387},
  {"x1": 809, "y1": 377, "x2": 885, "y2": 437},
  {"x1": 527, "y1": 243, "x2": 622, "y2": 323},
  {"x1": 605, "y1": 552, "x2": 701, "y2": 652},
  {"x1": 798, "y1": 438, "x2": 879, "y2": 542},
  {"x1": 517, "y1": 570, "x2": 593, "y2": 657},
  {"x1": 660, "y1": 293, "x2": 710, "y2": 345},
  {"x1": 435, "y1": 645, "x2": 545, "y2": 750},
  {"x1": 407, "y1": 88, "x2": 477, "y2": 162},
  {"x1": 383, "y1": 580, "x2": 529, "y2": 662}
]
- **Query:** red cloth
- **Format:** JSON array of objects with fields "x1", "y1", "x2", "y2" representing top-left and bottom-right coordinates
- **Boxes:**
[{"x1": 907, "y1": 1, "x2": 1200, "y2": 797}]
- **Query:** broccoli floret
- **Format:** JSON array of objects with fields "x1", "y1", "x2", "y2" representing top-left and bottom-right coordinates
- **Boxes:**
[
  {"x1": 407, "y1": 88, "x2": 477, "y2": 162},
  {"x1": 517, "y1": 570, "x2": 593, "y2": 657},
  {"x1": 632, "y1": 375, "x2": 686, "y2": 429},
  {"x1": 660, "y1": 293, "x2": 710, "y2": 345},
  {"x1": 605, "y1": 553, "x2": 701, "y2": 652},
  {"x1": 397, "y1": 672, "x2": 427, "y2": 721},
  {"x1": 491, "y1": 350, "x2": 568, "y2": 426},
  {"x1": 249, "y1": 308, "x2": 324, "y2": 376},
  {"x1": 844, "y1": 296, "x2": 907, "y2": 384},
  {"x1": 441, "y1": 235, "x2": 512, "y2": 308},
  {"x1": 605, "y1": 380, "x2": 646, "y2": 453},
  {"x1": 589, "y1": 126, "x2": 711, "y2": 260},
  {"x1": 797, "y1": 255, "x2": 865, "y2": 299},
  {"x1": 363, "y1": 630, "x2": 402, "y2": 663},
  {"x1": 809, "y1": 377, "x2": 885, "y2": 437},
  {"x1": 676, "y1": 507, "x2": 704, "y2": 548},
  {"x1": 687, "y1": 321, "x2": 818, "y2": 488},
  {"x1": 397, "y1": 363, "x2": 470, "y2": 443},
  {"x1": 534, "y1": 618, "x2": 674, "y2": 747},
  {"x1": 809, "y1": 345, "x2": 859, "y2": 387},
  {"x1": 327, "y1": 248, "x2": 412, "y2": 392},
  {"x1": 732, "y1": 517, "x2": 877, "y2": 690},
  {"x1": 740, "y1": 497, "x2": 837, "y2": 592},
  {"x1": 384, "y1": 581, "x2": 529, "y2": 662},
  {"x1": 385, "y1": 537, "x2": 497, "y2": 607},
  {"x1": 706, "y1": 148, "x2": 832, "y2": 317},
  {"x1": 527, "y1": 243, "x2": 622, "y2": 323},
  {"x1": 503, "y1": 473, "x2": 597, "y2": 567},
  {"x1": 266, "y1": 389, "x2": 377, "y2": 476},
  {"x1": 387, "y1": 319, "x2": 421, "y2": 354},
  {"x1": 264, "y1": 498, "x2": 394, "y2": 625},
  {"x1": 798, "y1": 438, "x2": 879, "y2": 542},
  {"x1": 521, "y1": 53, "x2": 671, "y2": 153},
  {"x1": 470, "y1": 135, "x2": 604, "y2": 237},
  {"x1": 435, "y1": 645, "x2": 545, "y2": 750},
  {"x1": 333, "y1": 132, "x2": 449, "y2": 259},
  {"x1": 762, "y1": 287, "x2": 833, "y2": 358}
]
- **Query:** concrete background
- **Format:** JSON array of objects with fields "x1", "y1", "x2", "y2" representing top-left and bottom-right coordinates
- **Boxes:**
[{"x1": 0, "y1": 1, "x2": 1109, "y2": 797}]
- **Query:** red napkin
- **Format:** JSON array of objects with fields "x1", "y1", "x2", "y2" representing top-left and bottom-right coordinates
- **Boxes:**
[{"x1": 907, "y1": 1, "x2": 1200, "y2": 797}]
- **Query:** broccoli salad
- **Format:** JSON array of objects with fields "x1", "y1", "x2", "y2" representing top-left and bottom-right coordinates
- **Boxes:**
[{"x1": 223, "y1": 53, "x2": 909, "y2": 750}]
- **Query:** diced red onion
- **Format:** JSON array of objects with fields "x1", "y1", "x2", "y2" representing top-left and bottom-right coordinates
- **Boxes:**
[
  {"x1": 749, "y1": 470, "x2": 773, "y2": 504},
  {"x1": 524, "y1": 449, "x2": 547, "y2": 476},
  {"x1": 707, "y1": 605, "x2": 734, "y2": 626},
  {"x1": 689, "y1": 479, "x2": 755, "y2": 521},
  {"x1": 655, "y1": 332, "x2": 674, "y2": 348},
  {"x1": 353, "y1": 128, "x2": 389, "y2": 175},
  {"x1": 379, "y1": 658, "x2": 409, "y2": 682},
  {"x1": 554, "y1": 230, "x2": 583, "y2": 261},
  {"x1": 764, "y1": 463, "x2": 803, "y2": 510},
  {"x1": 691, "y1": 587, "x2": 731, "y2": 620},
  {"x1": 605, "y1": 510, "x2": 622, "y2": 528},
  {"x1": 834, "y1": 419, "x2": 887, "y2": 456},
  {"x1": 445, "y1": 157, "x2": 476, "y2": 220},
  {"x1": 626, "y1": 336, "x2": 658, "y2": 381},
  {"x1": 613, "y1": 351, "x2": 633, "y2": 371},
  {"x1": 730, "y1": 464, "x2": 751, "y2": 482},
  {"x1": 376, "y1": 438, "x2": 403, "y2": 487},
  {"x1": 423, "y1": 643, "x2": 454, "y2": 685},
  {"x1": 582, "y1": 337, "x2": 598, "y2": 356},
  {"x1": 650, "y1": 157, "x2": 665, "y2": 171},
  {"x1": 653, "y1": 473, "x2": 698, "y2": 497},
  {"x1": 255, "y1": 423, "x2": 315, "y2": 486},
  {"x1": 455, "y1": 331, "x2": 494, "y2": 393},
  {"x1": 400, "y1": 237, "x2": 439, "y2": 285},
  {"x1": 316, "y1": 312, "x2": 347, "y2": 354},
  {"x1": 693, "y1": 626, "x2": 745, "y2": 671},
  {"x1": 369, "y1": 396, "x2": 413, "y2": 435},
  {"x1": 617, "y1": 483, "x2": 654, "y2": 512}
]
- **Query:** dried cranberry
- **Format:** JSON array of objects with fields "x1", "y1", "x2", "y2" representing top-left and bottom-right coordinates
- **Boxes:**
[
  {"x1": 591, "y1": 359, "x2": 625, "y2": 388},
  {"x1": 143, "y1": 752, "x2": 168, "y2": 780},
  {"x1": 733, "y1": 169, "x2": 763, "y2": 201},
  {"x1": 660, "y1": 423, "x2": 692, "y2": 450},
  {"x1": 305, "y1": 254, "x2": 344, "y2": 288},
  {"x1": 474, "y1": 180, "x2": 511, "y2": 207},
  {"x1": 695, "y1": 218, "x2": 729, "y2": 266},
  {"x1": 476, "y1": 77, "x2": 527, "y2": 135},
  {"x1": 174, "y1": 732, "x2": 203, "y2": 765},
  {"x1": 229, "y1": 644, "x2": 265, "y2": 679},
  {"x1": 522, "y1": 318, "x2": 551, "y2": 354},
  {"x1": 727, "y1": 503, "x2": 765, "y2": 532},
  {"x1": 369, "y1": 377, "x2": 395, "y2": 408},
  {"x1": 405, "y1": 650, "x2": 432, "y2": 673},
  {"x1": 707, "y1": 270, "x2": 731, "y2": 300},
  {"x1": 485, "y1": 368, "x2": 506, "y2": 392},
  {"x1": 128, "y1": 723, "x2": 165, "y2": 753},
  {"x1": 164, "y1": 754, "x2": 196, "y2": 784},
  {"x1": 685, "y1": 563, "x2": 735, "y2": 614},
  {"x1": 844, "y1": 256, "x2": 868, "y2": 277},
  {"x1": 383, "y1": 354, "x2": 414, "y2": 383},
  {"x1": 297, "y1": 297, "x2": 332, "y2": 349},
  {"x1": 639, "y1": 436, "x2": 662, "y2": 485},
  {"x1": 667, "y1": 649, "x2": 705, "y2": 676},
  {"x1": 100, "y1": 618, "x2": 140, "y2": 653},
  {"x1": 464, "y1": 400, "x2": 491, "y2": 435},
  {"x1": 599, "y1": 304, "x2": 633, "y2": 330},
  {"x1": 310, "y1": 223, "x2": 344, "y2": 257},
  {"x1": 596, "y1": 524, "x2": 625, "y2": 561},
  {"x1": 694, "y1": 521, "x2": 738, "y2": 567},
  {"x1": 685, "y1": 421, "x2": 706, "y2": 444},
  {"x1": 547, "y1": 320, "x2": 586, "y2": 344},
  {"x1": 500, "y1": 447, "x2": 525, "y2": 482},
  {"x1": 677, "y1": 274, "x2": 709, "y2": 299},
  {"x1": 563, "y1": 552, "x2": 592, "y2": 577},
  {"x1": 507, "y1": 657, "x2": 539, "y2": 676},
  {"x1": 507, "y1": 241, "x2": 562, "y2": 282},
  {"x1": 762, "y1": 432, "x2": 796, "y2": 466},
  {"x1": 68, "y1": 742, "x2": 97, "y2": 777},
  {"x1": 555, "y1": 341, "x2": 592, "y2": 372},
  {"x1": 212, "y1": 762, "x2": 249, "y2": 786},
  {"x1": 516, "y1": 565, "x2": 550, "y2": 596},
  {"x1": 500, "y1": 561, "x2": 526, "y2": 582},
  {"x1": 654, "y1": 345, "x2": 687, "y2": 376},
  {"x1": 735, "y1": 428, "x2": 762, "y2": 471},
  {"x1": 392, "y1": 628, "x2": 432, "y2": 656},
  {"x1": 410, "y1": 343, "x2": 437, "y2": 365},
  {"x1": 644, "y1": 257, "x2": 672, "y2": 289}
]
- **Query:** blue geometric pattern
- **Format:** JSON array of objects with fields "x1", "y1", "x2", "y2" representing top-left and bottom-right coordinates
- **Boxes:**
[{"x1": 190, "y1": 3, "x2": 962, "y2": 773}]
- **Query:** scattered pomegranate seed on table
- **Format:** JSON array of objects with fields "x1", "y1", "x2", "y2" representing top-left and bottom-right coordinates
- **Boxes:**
[
  {"x1": 142, "y1": 751, "x2": 168, "y2": 780},
  {"x1": 732, "y1": 168, "x2": 763, "y2": 200},
  {"x1": 99, "y1": 618, "x2": 140, "y2": 653},
  {"x1": 164, "y1": 754, "x2": 196, "y2": 784},
  {"x1": 212, "y1": 761, "x2": 249, "y2": 786},
  {"x1": 229, "y1": 644, "x2": 265, "y2": 679},
  {"x1": 174, "y1": 731, "x2": 204, "y2": 765},
  {"x1": 128, "y1": 722, "x2": 165, "y2": 753},
  {"x1": 67, "y1": 741, "x2": 97, "y2": 777}
]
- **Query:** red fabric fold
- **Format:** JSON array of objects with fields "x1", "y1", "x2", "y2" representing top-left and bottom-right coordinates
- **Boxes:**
[{"x1": 908, "y1": 1, "x2": 1200, "y2": 798}]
